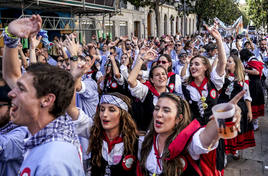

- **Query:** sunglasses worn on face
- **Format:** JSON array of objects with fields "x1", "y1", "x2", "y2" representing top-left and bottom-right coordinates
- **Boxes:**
[{"x1": 157, "y1": 60, "x2": 168, "y2": 64}]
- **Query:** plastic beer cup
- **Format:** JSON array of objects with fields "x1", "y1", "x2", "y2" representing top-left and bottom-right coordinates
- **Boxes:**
[{"x1": 212, "y1": 103, "x2": 237, "y2": 139}]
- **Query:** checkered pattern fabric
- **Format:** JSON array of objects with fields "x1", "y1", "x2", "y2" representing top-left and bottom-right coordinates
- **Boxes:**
[
  {"x1": 24, "y1": 115, "x2": 80, "y2": 150},
  {"x1": 100, "y1": 94, "x2": 128, "y2": 112}
]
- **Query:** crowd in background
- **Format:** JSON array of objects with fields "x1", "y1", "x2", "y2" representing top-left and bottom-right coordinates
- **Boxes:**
[{"x1": 0, "y1": 14, "x2": 267, "y2": 176}]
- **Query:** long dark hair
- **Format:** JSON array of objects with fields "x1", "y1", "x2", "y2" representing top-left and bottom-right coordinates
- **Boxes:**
[
  {"x1": 140, "y1": 93, "x2": 192, "y2": 175},
  {"x1": 88, "y1": 92, "x2": 138, "y2": 167}
]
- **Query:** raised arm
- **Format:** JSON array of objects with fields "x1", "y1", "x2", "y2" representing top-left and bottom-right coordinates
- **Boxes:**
[
  {"x1": 3, "y1": 15, "x2": 42, "y2": 88},
  {"x1": 127, "y1": 54, "x2": 144, "y2": 88},
  {"x1": 246, "y1": 32, "x2": 255, "y2": 51},
  {"x1": 67, "y1": 54, "x2": 95, "y2": 120},
  {"x1": 205, "y1": 24, "x2": 227, "y2": 76},
  {"x1": 110, "y1": 55, "x2": 121, "y2": 79},
  {"x1": 127, "y1": 48, "x2": 157, "y2": 88},
  {"x1": 18, "y1": 43, "x2": 28, "y2": 69},
  {"x1": 29, "y1": 34, "x2": 42, "y2": 64}
]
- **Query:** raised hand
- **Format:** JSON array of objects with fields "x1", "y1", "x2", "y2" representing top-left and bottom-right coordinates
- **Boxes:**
[
  {"x1": 143, "y1": 47, "x2": 158, "y2": 61},
  {"x1": 204, "y1": 24, "x2": 222, "y2": 41},
  {"x1": 120, "y1": 36, "x2": 129, "y2": 41},
  {"x1": 71, "y1": 56, "x2": 96, "y2": 80},
  {"x1": 108, "y1": 41, "x2": 115, "y2": 47},
  {"x1": 8, "y1": 15, "x2": 42, "y2": 38},
  {"x1": 164, "y1": 36, "x2": 171, "y2": 43},
  {"x1": 29, "y1": 34, "x2": 42, "y2": 49},
  {"x1": 65, "y1": 34, "x2": 79, "y2": 57},
  {"x1": 132, "y1": 36, "x2": 138, "y2": 45},
  {"x1": 17, "y1": 42, "x2": 23, "y2": 50}
]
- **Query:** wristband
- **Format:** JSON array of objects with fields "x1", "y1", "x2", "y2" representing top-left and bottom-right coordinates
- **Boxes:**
[
  {"x1": 2, "y1": 27, "x2": 19, "y2": 48},
  {"x1": 5, "y1": 27, "x2": 17, "y2": 39}
]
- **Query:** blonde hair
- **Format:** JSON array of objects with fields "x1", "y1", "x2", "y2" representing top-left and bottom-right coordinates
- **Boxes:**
[{"x1": 227, "y1": 55, "x2": 245, "y2": 82}]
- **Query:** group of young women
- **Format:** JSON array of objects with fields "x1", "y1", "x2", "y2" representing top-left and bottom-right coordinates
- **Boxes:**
[
  {"x1": 61, "y1": 23, "x2": 261, "y2": 176},
  {"x1": 2, "y1": 14, "x2": 263, "y2": 176}
]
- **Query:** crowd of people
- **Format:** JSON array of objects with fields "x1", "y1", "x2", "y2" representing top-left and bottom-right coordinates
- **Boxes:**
[{"x1": 0, "y1": 14, "x2": 267, "y2": 176}]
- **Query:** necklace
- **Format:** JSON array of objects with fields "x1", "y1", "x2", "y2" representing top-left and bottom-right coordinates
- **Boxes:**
[{"x1": 190, "y1": 77, "x2": 208, "y2": 110}]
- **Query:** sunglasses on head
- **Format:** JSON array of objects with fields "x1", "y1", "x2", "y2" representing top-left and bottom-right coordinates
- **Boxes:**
[{"x1": 157, "y1": 60, "x2": 168, "y2": 64}]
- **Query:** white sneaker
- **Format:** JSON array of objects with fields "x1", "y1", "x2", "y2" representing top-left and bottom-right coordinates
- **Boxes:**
[
  {"x1": 224, "y1": 154, "x2": 228, "y2": 168},
  {"x1": 253, "y1": 119, "x2": 259, "y2": 131}
]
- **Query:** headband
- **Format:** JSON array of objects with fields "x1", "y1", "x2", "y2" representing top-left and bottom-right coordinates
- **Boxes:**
[{"x1": 100, "y1": 95, "x2": 128, "y2": 112}]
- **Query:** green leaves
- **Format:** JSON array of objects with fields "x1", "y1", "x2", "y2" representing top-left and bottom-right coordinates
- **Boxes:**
[
  {"x1": 194, "y1": 0, "x2": 247, "y2": 30},
  {"x1": 247, "y1": 0, "x2": 267, "y2": 29}
]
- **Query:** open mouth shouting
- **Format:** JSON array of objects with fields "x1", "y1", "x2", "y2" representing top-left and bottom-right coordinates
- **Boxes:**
[
  {"x1": 10, "y1": 103, "x2": 18, "y2": 120},
  {"x1": 102, "y1": 119, "x2": 110, "y2": 125},
  {"x1": 155, "y1": 120, "x2": 163, "y2": 128}
]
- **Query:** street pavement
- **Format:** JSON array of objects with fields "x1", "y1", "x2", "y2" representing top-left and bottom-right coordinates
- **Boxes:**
[{"x1": 225, "y1": 109, "x2": 268, "y2": 176}]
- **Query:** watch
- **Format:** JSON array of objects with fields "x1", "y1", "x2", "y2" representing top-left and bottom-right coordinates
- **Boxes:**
[{"x1": 70, "y1": 56, "x2": 78, "y2": 61}]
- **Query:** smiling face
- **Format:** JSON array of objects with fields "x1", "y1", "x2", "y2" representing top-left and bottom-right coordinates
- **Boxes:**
[
  {"x1": 8, "y1": 73, "x2": 41, "y2": 127},
  {"x1": 190, "y1": 57, "x2": 208, "y2": 78},
  {"x1": 153, "y1": 97, "x2": 180, "y2": 135},
  {"x1": 150, "y1": 67, "x2": 168, "y2": 88},
  {"x1": 99, "y1": 103, "x2": 121, "y2": 134}
]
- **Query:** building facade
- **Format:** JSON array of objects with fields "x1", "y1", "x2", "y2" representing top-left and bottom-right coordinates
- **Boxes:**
[{"x1": 92, "y1": 1, "x2": 198, "y2": 40}]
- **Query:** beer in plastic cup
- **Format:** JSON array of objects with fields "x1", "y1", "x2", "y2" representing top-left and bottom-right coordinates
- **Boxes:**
[{"x1": 212, "y1": 103, "x2": 237, "y2": 139}]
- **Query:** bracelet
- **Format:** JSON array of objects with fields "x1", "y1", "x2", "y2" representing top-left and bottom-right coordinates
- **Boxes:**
[
  {"x1": 5, "y1": 26, "x2": 17, "y2": 39},
  {"x1": 140, "y1": 57, "x2": 145, "y2": 62},
  {"x1": 2, "y1": 27, "x2": 19, "y2": 48}
]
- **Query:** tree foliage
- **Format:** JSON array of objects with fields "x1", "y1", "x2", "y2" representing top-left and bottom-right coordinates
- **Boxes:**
[
  {"x1": 246, "y1": 0, "x2": 267, "y2": 30},
  {"x1": 194, "y1": 0, "x2": 247, "y2": 30}
]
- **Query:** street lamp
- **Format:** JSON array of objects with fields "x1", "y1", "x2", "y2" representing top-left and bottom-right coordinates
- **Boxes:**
[
  {"x1": 183, "y1": 0, "x2": 187, "y2": 36},
  {"x1": 174, "y1": 0, "x2": 187, "y2": 36},
  {"x1": 175, "y1": 0, "x2": 196, "y2": 36}
]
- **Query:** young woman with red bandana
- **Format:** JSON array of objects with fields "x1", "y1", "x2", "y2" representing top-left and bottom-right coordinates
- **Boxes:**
[
  {"x1": 127, "y1": 48, "x2": 174, "y2": 131},
  {"x1": 69, "y1": 92, "x2": 139, "y2": 176},
  {"x1": 156, "y1": 54, "x2": 182, "y2": 94},
  {"x1": 181, "y1": 25, "x2": 227, "y2": 173},
  {"x1": 137, "y1": 92, "x2": 244, "y2": 176},
  {"x1": 218, "y1": 55, "x2": 255, "y2": 160}
]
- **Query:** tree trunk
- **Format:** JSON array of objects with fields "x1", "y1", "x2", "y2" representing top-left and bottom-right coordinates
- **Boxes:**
[{"x1": 154, "y1": 1, "x2": 161, "y2": 37}]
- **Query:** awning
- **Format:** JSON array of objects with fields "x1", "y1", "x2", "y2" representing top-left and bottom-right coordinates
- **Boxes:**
[
  {"x1": 36, "y1": 0, "x2": 115, "y2": 13},
  {"x1": 0, "y1": 0, "x2": 115, "y2": 14}
]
